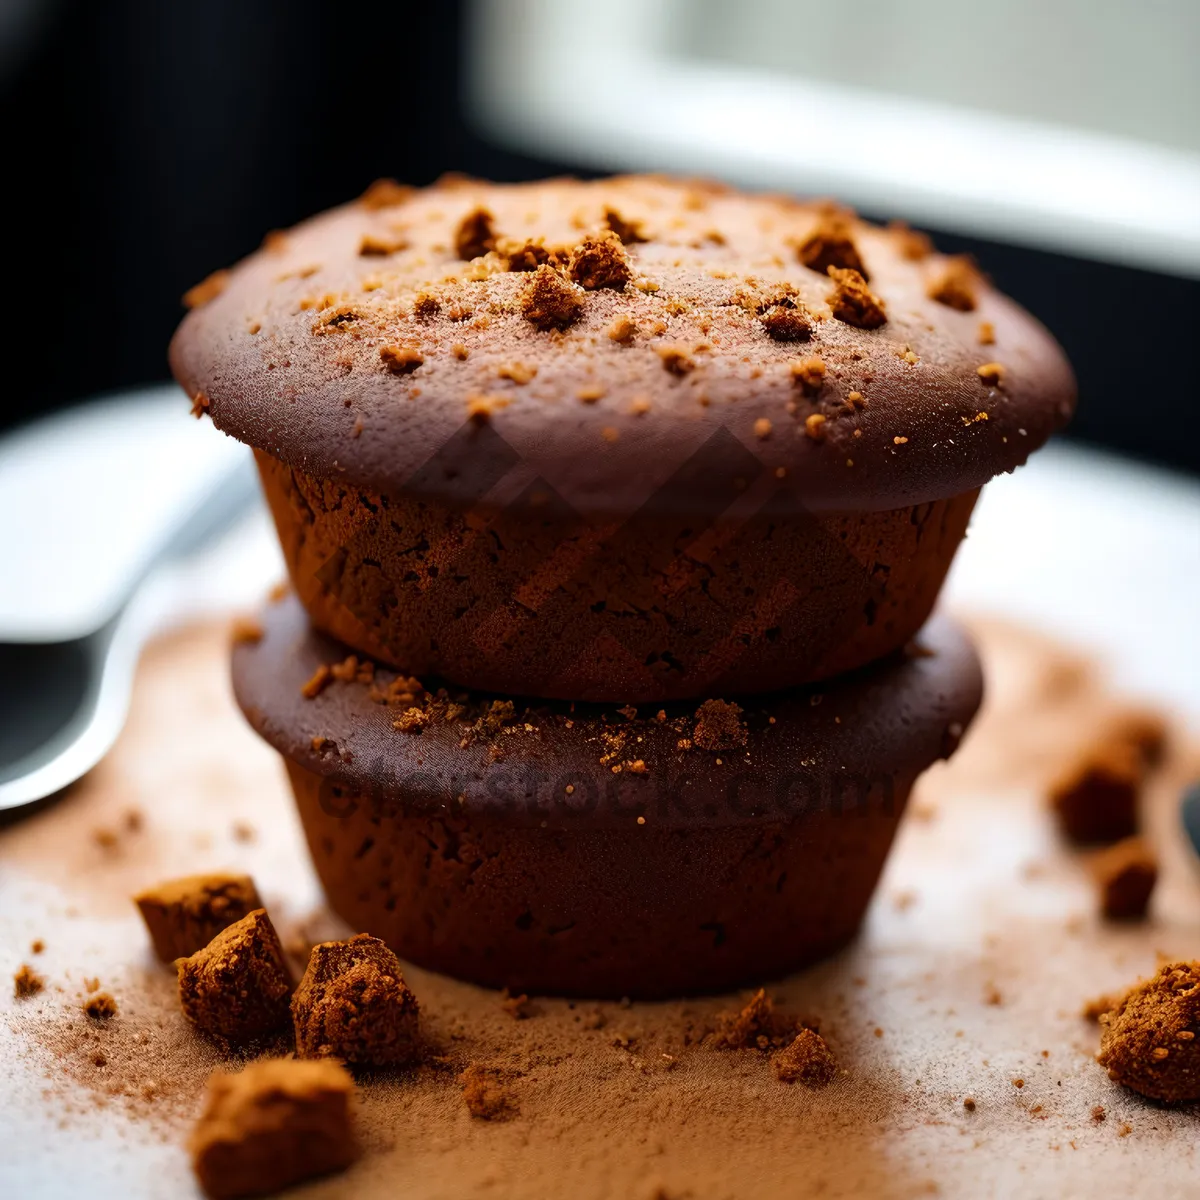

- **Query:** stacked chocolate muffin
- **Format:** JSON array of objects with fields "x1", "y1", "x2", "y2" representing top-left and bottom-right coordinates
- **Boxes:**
[{"x1": 172, "y1": 175, "x2": 1074, "y2": 997}]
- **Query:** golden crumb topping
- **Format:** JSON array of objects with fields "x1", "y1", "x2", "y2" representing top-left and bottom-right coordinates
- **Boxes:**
[
  {"x1": 826, "y1": 267, "x2": 886, "y2": 329},
  {"x1": 928, "y1": 256, "x2": 981, "y2": 312},
  {"x1": 520, "y1": 266, "x2": 585, "y2": 330},
  {"x1": 455, "y1": 207, "x2": 497, "y2": 261}
]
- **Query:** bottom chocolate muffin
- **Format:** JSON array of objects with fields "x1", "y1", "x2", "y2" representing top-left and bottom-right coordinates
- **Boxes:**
[{"x1": 233, "y1": 594, "x2": 982, "y2": 998}]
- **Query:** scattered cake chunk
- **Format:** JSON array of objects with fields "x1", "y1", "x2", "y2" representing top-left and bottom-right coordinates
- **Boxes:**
[
  {"x1": 713, "y1": 988, "x2": 798, "y2": 1050},
  {"x1": 190, "y1": 1059, "x2": 358, "y2": 1199},
  {"x1": 773, "y1": 1028, "x2": 837, "y2": 1087},
  {"x1": 84, "y1": 991, "x2": 118, "y2": 1019},
  {"x1": 178, "y1": 910, "x2": 292, "y2": 1044},
  {"x1": 460, "y1": 1063, "x2": 517, "y2": 1120},
  {"x1": 1048, "y1": 742, "x2": 1140, "y2": 843},
  {"x1": 292, "y1": 933, "x2": 420, "y2": 1066},
  {"x1": 1097, "y1": 962, "x2": 1200, "y2": 1102},
  {"x1": 135, "y1": 873, "x2": 264, "y2": 962},
  {"x1": 1093, "y1": 836, "x2": 1158, "y2": 920},
  {"x1": 13, "y1": 964, "x2": 44, "y2": 998}
]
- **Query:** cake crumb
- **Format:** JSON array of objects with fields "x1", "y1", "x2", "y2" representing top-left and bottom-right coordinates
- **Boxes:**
[
  {"x1": 466, "y1": 393, "x2": 510, "y2": 423},
  {"x1": 177, "y1": 910, "x2": 292, "y2": 1045},
  {"x1": 655, "y1": 345, "x2": 695, "y2": 376},
  {"x1": 13, "y1": 964, "x2": 44, "y2": 999},
  {"x1": 827, "y1": 267, "x2": 886, "y2": 329},
  {"x1": 978, "y1": 320, "x2": 996, "y2": 345},
  {"x1": 368, "y1": 674, "x2": 425, "y2": 707},
  {"x1": 190, "y1": 1058, "x2": 357, "y2": 1200},
  {"x1": 183, "y1": 269, "x2": 230, "y2": 310},
  {"x1": 412, "y1": 292, "x2": 441, "y2": 320},
  {"x1": 498, "y1": 361, "x2": 537, "y2": 385},
  {"x1": 358, "y1": 232, "x2": 407, "y2": 257},
  {"x1": 805, "y1": 412, "x2": 827, "y2": 441},
  {"x1": 454, "y1": 207, "x2": 495, "y2": 260},
  {"x1": 604, "y1": 207, "x2": 648, "y2": 245},
  {"x1": 578, "y1": 384, "x2": 606, "y2": 404},
  {"x1": 521, "y1": 265, "x2": 584, "y2": 331},
  {"x1": 759, "y1": 301, "x2": 813, "y2": 343},
  {"x1": 500, "y1": 238, "x2": 565, "y2": 272},
  {"x1": 360, "y1": 178, "x2": 413, "y2": 209},
  {"x1": 608, "y1": 314, "x2": 637, "y2": 343},
  {"x1": 190, "y1": 391, "x2": 210, "y2": 419},
  {"x1": 1097, "y1": 962, "x2": 1200, "y2": 1102},
  {"x1": 889, "y1": 220, "x2": 933, "y2": 261},
  {"x1": 230, "y1": 616, "x2": 263, "y2": 645},
  {"x1": 135, "y1": 872, "x2": 264, "y2": 962},
  {"x1": 568, "y1": 233, "x2": 632, "y2": 290},
  {"x1": 380, "y1": 344, "x2": 424, "y2": 375},
  {"x1": 292, "y1": 934, "x2": 420, "y2": 1066},
  {"x1": 693, "y1": 699, "x2": 747, "y2": 751},
  {"x1": 461, "y1": 1063, "x2": 517, "y2": 1120},
  {"x1": 791, "y1": 356, "x2": 826, "y2": 393},
  {"x1": 329, "y1": 655, "x2": 374, "y2": 684},
  {"x1": 501, "y1": 990, "x2": 532, "y2": 1020},
  {"x1": 93, "y1": 826, "x2": 119, "y2": 850},
  {"x1": 928, "y1": 256, "x2": 979, "y2": 311},
  {"x1": 962, "y1": 1097, "x2": 976, "y2": 1112},
  {"x1": 754, "y1": 417, "x2": 772, "y2": 440},
  {"x1": 1091, "y1": 1104, "x2": 1106, "y2": 1122},
  {"x1": 393, "y1": 707, "x2": 429, "y2": 733},
  {"x1": 773, "y1": 1028, "x2": 837, "y2": 1087},
  {"x1": 1049, "y1": 743, "x2": 1140, "y2": 844},
  {"x1": 977, "y1": 362, "x2": 1006, "y2": 387},
  {"x1": 797, "y1": 219, "x2": 867, "y2": 279},
  {"x1": 301, "y1": 664, "x2": 333, "y2": 699},
  {"x1": 30, "y1": 939, "x2": 45, "y2": 954},
  {"x1": 1094, "y1": 837, "x2": 1158, "y2": 920},
  {"x1": 84, "y1": 992, "x2": 118, "y2": 1019}
]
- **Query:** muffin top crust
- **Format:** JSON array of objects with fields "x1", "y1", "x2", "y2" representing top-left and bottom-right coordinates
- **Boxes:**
[{"x1": 171, "y1": 174, "x2": 1075, "y2": 515}]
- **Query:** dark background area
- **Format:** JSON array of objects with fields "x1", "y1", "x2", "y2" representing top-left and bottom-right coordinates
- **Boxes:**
[{"x1": 5, "y1": 0, "x2": 1198, "y2": 474}]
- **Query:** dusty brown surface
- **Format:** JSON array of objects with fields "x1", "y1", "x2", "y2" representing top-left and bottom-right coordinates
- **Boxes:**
[{"x1": 2, "y1": 614, "x2": 1199, "y2": 1198}]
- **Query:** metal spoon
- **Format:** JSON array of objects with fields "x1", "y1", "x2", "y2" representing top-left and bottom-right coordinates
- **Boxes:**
[{"x1": 0, "y1": 387, "x2": 258, "y2": 811}]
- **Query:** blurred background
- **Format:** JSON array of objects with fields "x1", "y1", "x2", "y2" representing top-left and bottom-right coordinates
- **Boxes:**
[{"x1": 5, "y1": 0, "x2": 1199, "y2": 472}]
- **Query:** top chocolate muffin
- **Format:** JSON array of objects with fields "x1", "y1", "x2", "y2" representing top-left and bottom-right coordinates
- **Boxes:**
[
  {"x1": 171, "y1": 176, "x2": 1074, "y2": 701},
  {"x1": 171, "y1": 174, "x2": 1074, "y2": 518}
]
